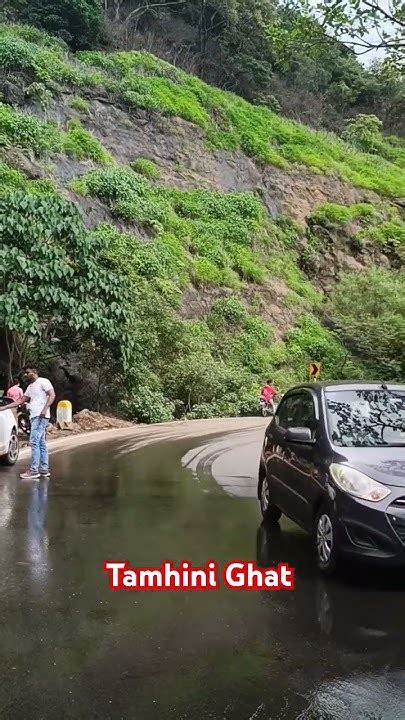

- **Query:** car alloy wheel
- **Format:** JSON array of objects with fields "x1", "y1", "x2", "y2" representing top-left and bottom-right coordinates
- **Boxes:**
[
  {"x1": 2, "y1": 429, "x2": 19, "y2": 466},
  {"x1": 259, "y1": 473, "x2": 282, "y2": 524},
  {"x1": 261, "y1": 475, "x2": 269, "y2": 511},
  {"x1": 317, "y1": 513, "x2": 333, "y2": 565},
  {"x1": 8, "y1": 430, "x2": 19, "y2": 462}
]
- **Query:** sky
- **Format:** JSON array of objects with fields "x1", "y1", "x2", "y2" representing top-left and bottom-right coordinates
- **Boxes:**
[{"x1": 309, "y1": 0, "x2": 395, "y2": 64}]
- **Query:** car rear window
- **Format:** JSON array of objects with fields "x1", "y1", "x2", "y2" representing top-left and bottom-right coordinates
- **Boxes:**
[{"x1": 325, "y1": 389, "x2": 405, "y2": 447}]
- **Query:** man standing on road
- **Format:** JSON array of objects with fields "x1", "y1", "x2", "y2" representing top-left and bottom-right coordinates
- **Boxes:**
[{"x1": 0, "y1": 366, "x2": 55, "y2": 480}]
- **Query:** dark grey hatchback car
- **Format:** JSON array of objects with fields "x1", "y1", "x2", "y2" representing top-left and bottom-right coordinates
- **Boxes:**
[{"x1": 258, "y1": 382, "x2": 405, "y2": 574}]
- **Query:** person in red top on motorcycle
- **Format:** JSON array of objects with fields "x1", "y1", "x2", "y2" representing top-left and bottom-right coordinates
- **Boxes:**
[{"x1": 260, "y1": 380, "x2": 278, "y2": 415}]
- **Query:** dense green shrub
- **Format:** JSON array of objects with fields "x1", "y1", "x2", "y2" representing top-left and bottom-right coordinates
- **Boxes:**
[
  {"x1": 0, "y1": 190, "x2": 132, "y2": 380},
  {"x1": 342, "y1": 114, "x2": 383, "y2": 154},
  {"x1": 328, "y1": 268, "x2": 404, "y2": 380},
  {"x1": 285, "y1": 315, "x2": 348, "y2": 380},
  {"x1": 169, "y1": 188, "x2": 263, "y2": 222},
  {"x1": 192, "y1": 257, "x2": 224, "y2": 286},
  {"x1": 208, "y1": 297, "x2": 248, "y2": 328},
  {"x1": 0, "y1": 161, "x2": 26, "y2": 190},
  {"x1": 84, "y1": 167, "x2": 150, "y2": 201},
  {"x1": 9, "y1": 0, "x2": 104, "y2": 49},
  {"x1": 120, "y1": 386, "x2": 174, "y2": 423}
]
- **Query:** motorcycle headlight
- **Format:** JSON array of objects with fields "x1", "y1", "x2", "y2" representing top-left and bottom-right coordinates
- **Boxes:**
[{"x1": 329, "y1": 463, "x2": 391, "y2": 503}]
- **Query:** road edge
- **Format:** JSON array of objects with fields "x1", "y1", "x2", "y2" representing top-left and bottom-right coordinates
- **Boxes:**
[{"x1": 17, "y1": 416, "x2": 267, "y2": 464}]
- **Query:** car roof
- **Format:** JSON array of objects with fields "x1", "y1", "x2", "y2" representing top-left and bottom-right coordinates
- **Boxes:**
[{"x1": 286, "y1": 381, "x2": 405, "y2": 394}]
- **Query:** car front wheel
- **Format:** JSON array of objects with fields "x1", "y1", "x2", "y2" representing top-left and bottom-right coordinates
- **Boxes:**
[
  {"x1": 259, "y1": 472, "x2": 282, "y2": 524},
  {"x1": 314, "y1": 506, "x2": 338, "y2": 575},
  {"x1": 1, "y1": 429, "x2": 19, "y2": 466}
]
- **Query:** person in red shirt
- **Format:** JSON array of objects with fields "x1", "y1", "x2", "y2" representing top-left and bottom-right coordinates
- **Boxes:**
[
  {"x1": 6, "y1": 378, "x2": 24, "y2": 403},
  {"x1": 260, "y1": 379, "x2": 278, "y2": 413}
]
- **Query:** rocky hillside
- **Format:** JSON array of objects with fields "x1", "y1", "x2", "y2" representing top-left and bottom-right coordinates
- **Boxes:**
[{"x1": 0, "y1": 24, "x2": 404, "y2": 421}]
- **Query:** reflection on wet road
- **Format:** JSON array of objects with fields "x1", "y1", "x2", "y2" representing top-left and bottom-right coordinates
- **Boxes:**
[{"x1": 0, "y1": 423, "x2": 404, "y2": 719}]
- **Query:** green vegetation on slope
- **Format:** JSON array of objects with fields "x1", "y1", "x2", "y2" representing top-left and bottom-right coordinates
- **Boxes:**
[
  {"x1": 310, "y1": 201, "x2": 405, "y2": 263},
  {"x1": 0, "y1": 155, "x2": 354, "y2": 420},
  {"x1": 0, "y1": 101, "x2": 111, "y2": 162},
  {"x1": 4, "y1": 0, "x2": 405, "y2": 141},
  {"x1": 72, "y1": 165, "x2": 319, "y2": 301},
  {"x1": 328, "y1": 268, "x2": 405, "y2": 380},
  {"x1": 0, "y1": 23, "x2": 403, "y2": 420},
  {"x1": 0, "y1": 24, "x2": 403, "y2": 197}
]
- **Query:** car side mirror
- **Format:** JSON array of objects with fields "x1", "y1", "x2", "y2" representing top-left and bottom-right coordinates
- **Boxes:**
[{"x1": 285, "y1": 427, "x2": 314, "y2": 443}]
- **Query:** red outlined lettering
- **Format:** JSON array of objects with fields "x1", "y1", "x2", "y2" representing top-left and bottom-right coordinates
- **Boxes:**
[
  {"x1": 103, "y1": 560, "x2": 220, "y2": 591},
  {"x1": 223, "y1": 561, "x2": 295, "y2": 590},
  {"x1": 103, "y1": 560, "x2": 295, "y2": 591}
]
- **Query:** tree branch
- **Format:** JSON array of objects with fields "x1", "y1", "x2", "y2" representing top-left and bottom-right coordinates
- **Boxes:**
[
  {"x1": 361, "y1": 0, "x2": 405, "y2": 28},
  {"x1": 124, "y1": 0, "x2": 185, "y2": 26}
]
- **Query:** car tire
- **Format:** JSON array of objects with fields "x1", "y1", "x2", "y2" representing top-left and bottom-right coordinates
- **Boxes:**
[
  {"x1": 259, "y1": 471, "x2": 282, "y2": 524},
  {"x1": 1, "y1": 428, "x2": 19, "y2": 466},
  {"x1": 314, "y1": 505, "x2": 339, "y2": 576}
]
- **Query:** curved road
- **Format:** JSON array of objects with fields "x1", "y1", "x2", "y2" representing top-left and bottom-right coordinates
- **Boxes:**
[{"x1": 1, "y1": 418, "x2": 405, "y2": 720}]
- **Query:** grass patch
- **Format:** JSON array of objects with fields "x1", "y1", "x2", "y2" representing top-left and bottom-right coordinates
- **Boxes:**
[
  {"x1": 64, "y1": 120, "x2": 111, "y2": 163},
  {"x1": 0, "y1": 103, "x2": 111, "y2": 162},
  {"x1": 310, "y1": 201, "x2": 376, "y2": 228},
  {"x1": 130, "y1": 158, "x2": 161, "y2": 179},
  {"x1": 310, "y1": 200, "x2": 405, "y2": 257},
  {"x1": 269, "y1": 251, "x2": 322, "y2": 305},
  {"x1": 69, "y1": 95, "x2": 89, "y2": 112},
  {"x1": 357, "y1": 219, "x2": 405, "y2": 251},
  {"x1": 0, "y1": 160, "x2": 57, "y2": 195}
]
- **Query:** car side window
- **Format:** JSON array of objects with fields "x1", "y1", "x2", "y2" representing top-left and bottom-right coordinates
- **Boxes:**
[
  {"x1": 276, "y1": 393, "x2": 317, "y2": 433},
  {"x1": 276, "y1": 395, "x2": 301, "y2": 429},
  {"x1": 293, "y1": 394, "x2": 317, "y2": 430}
]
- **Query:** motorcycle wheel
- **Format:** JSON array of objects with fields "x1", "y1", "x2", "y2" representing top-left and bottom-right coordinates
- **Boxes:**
[{"x1": 18, "y1": 415, "x2": 30, "y2": 435}]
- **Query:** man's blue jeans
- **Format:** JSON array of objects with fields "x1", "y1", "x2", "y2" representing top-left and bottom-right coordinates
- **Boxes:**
[{"x1": 30, "y1": 417, "x2": 49, "y2": 473}]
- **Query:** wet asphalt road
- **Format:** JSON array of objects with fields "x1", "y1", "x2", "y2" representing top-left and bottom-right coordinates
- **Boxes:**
[{"x1": 1, "y1": 421, "x2": 405, "y2": 720}]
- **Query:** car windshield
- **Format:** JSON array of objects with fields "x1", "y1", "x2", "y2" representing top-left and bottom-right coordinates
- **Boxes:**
[{"x1": 325, "y1": 389, "x2": 405, "y2": 447}]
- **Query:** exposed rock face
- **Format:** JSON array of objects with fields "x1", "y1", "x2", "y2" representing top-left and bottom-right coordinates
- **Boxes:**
[{"x1": 38, "y1": 95, "x2": 380, "y2": 225}]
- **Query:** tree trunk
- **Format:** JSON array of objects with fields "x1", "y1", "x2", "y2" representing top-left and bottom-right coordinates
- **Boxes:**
[
  {"x1": 199, "y1": 0, "x2": 207, "y2": 58},
  {"x1": 3, "y1": 328, "x2": 14, "y2": 391}
]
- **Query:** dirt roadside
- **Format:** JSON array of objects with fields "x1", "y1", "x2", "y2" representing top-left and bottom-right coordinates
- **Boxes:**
[{"x1": 17, "y1": 416, "x2": 268, "y2": 464}]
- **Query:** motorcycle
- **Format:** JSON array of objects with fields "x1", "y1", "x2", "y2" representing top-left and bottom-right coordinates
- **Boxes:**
[
  {"x1": 259, "y1": 398, "x2": 275, "y2": 417},
  {"x1": 17, "y1": 406, "x2": 30, "y2": 436},
  {"x1": 259, "y1": 393, "x2": 282, "y2": 417}
]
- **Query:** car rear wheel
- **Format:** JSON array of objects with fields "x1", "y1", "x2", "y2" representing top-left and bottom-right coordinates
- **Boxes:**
[
  {"x1": 314, "y1": 506, "x2": 338, "y2": 576},
  {"x1": 1, "y1": 428, "x2": 19, "y2": 466},
  {"x1": 259, "y1": 472, "x2": 282, "y2": 524}
]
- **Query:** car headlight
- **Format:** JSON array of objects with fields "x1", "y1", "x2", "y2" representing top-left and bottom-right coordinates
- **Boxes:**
[{"x1": 329, "y1": 463, "x2": 391, "y2": 502}]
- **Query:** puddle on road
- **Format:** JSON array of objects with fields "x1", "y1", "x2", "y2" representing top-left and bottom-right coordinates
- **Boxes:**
[{"x1": 0, "y1": 433, "x2": 404, "y2": 719}]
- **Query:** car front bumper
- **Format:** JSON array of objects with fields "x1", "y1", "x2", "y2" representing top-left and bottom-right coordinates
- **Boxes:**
[{"x1": 333, "y1": 486, "x2": 405, "y2": 566}]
